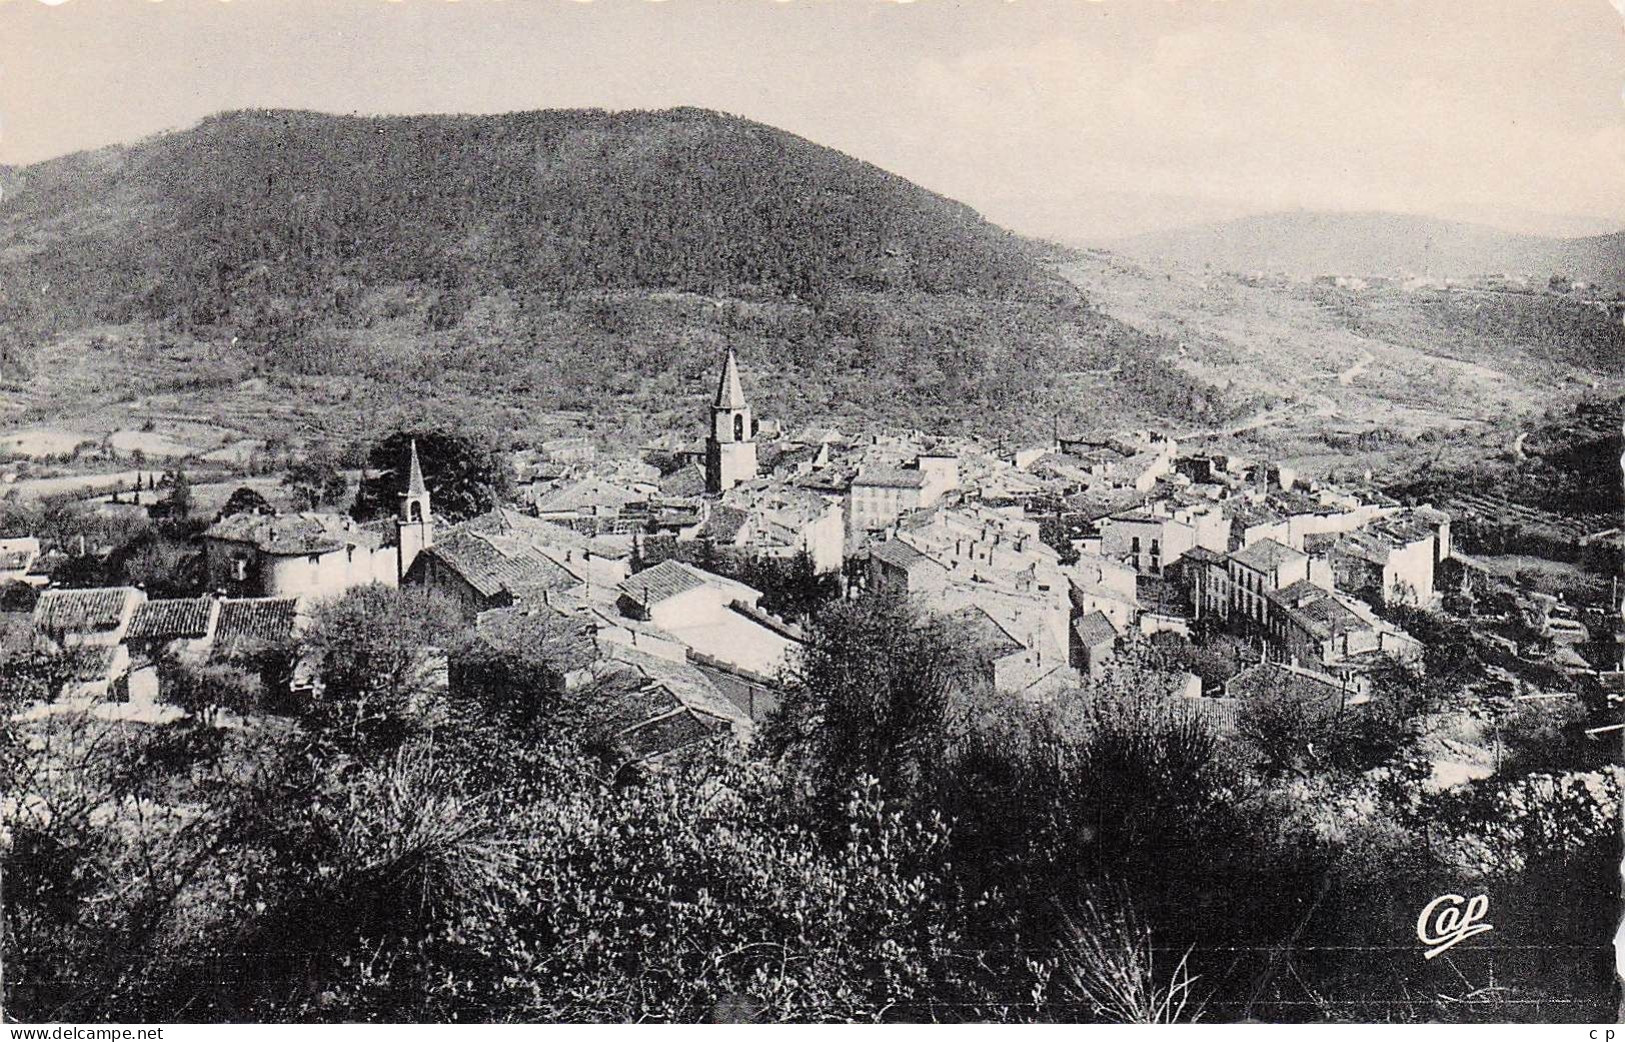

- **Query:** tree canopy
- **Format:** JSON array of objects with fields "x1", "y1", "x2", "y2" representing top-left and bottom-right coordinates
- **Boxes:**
[
  {"x1": 350, "y1": 428, "x2": 513, "y2": 524},
  {"x1": 282, "y1": 453, "x2": 350, "y2": 512},
  {"x1": 1, "y1": 582, "x2": 1618, "y2": 1022},
  {"x1": 218, "y1": 485, "x2": 275, "y2": 519}
]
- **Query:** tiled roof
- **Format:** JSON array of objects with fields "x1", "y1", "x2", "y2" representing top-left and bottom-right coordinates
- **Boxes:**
[
  {"x1": 869, "y1": 538, "x2": 933, "y2": 571},
  {"x1": 1267, "y1": 490, "x2": 1338, "y2": 517},
  {"x1": 762, "y1": 443, "x2": 817, "y2": 474},
  {"x1": 1265, "y1": 581, "x2": 1368, "y2": 640},
  {"x1": 70, "y1": 644, "x2": 120, "y2": 681},
  {"x1": 571, "y1": 644, "x2": 755, "y2": 770},
  {"x1": 794, "y1": 466, "x2": 854, "y2": 494},
  {"x1": 1072, "y1": 610, "x2": 1119, "y2": 649},
  {"x1": 1325, "y1": 529, "x2": 1393, "y2": 565},
  {"x1": 788, "y1": 426, "x2": 846, "y2": 446},
  {"x1": 1366, "y1": 513, "x2": 1437, "y2": 547},
  {"x1": 1173, "y1": 696, "x2": 1239, "y2": 735},
  {"x1": 358, "y1": 518, "x2": 399, "y2": 545},
  {"x1": 602, "y1": 643, "x2": 752, "y2": 732},
  {"x1": 1070, "y1": 489, "x2": 1145, "y2": 521},
  {"x1": 853, "y1": 466, "x2": 928, "y2": 489},
  {"x1": 1226, "y1": 661, "x2": 1348, "y2": 706},
  {"x1": 1230, "y1": 537, "x2": 1307, "y2": 572},
  {"x1": 1068, "y1": 574, "x2": 1141, "y2": 610},
  {"x1": 588, "y1": 533, "x2": 634, "y2": 560},
  {"x1": 420, "y1": 530, "x2": 582, "y2": 600},
  {"x1": 1057, "y1": 431, "x2": 1116, "y2": 448},
  {"x1": 26, "y1": 550, "x2": 68, "y2": 578},
  {"x1": 618, "y1": 559, "x2": 758, "y2": 607},
  {"x1": 457, "y1": 509, "x2": 632, "y2": 562},
  {"x1": 205, "y1": 513, "x2": 384, "y2": 555},
  {"x1": 212, "y1": 597, "x2": 299, "y2": 651},
  {"x1": 473, "y1": 604, "x2": 599, "y2": 673},
  {"x1": 533, "y1": 477, "x2": 640, "y2": 514},
  {"x1": 700, "y1": 505, "x2": 751, "y2": 543},
  {"x1": 944, "y1": 605, "x2": 1025, "y2": 661},
  {"x1": 1118, "y1": 449, "x2": 1169, "y2": 475},
  {"x1": 1228, "y1": 501, "x2": 1288, "y2": 529},
  {"x1": 1181, "y1": 545, "x2": 1227, "y2": 565},
  {"x1": 459, "y1": 508, "x2": 582, "y2": 547},
  {"x1": 1265, "y1": 579, "x2": 1325, "y2": 607},
  {"x1": 656, "y1": 461, "x2": 708, "y2": 500},
  {"x1": 619, "y1": 559, "x2": 708, "y2": 604},
  {"x1": 649, "y1": 506, "x2": 705, "y2": 531},
  {"x1": 1359, "y1": 488, "x2": 1403, "y2": 508},
  {"x1": 33, "y1": 587, "x2": 139, "y2": 633},
  {"x1": 127, "y1": 597, "x2": 214, "y2": 640}
]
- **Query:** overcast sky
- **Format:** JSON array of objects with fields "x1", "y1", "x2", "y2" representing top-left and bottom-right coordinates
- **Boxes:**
[{"x1": 3, "y1": 0, "x2": 1623, "y2": 241}]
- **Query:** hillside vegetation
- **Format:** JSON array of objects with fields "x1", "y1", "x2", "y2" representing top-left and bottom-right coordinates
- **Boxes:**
[
  {"x1": 1309, "y1": 284, "x2": 1625, "y2": 376},
  {"x1": 0, "y1": 108, "x2": 1237, "y2": 442},
  {"x1": 1390, "y1": 394, "x2": 1624, "y2": 521},
  {"x1": 1057, "y1": 245, "x2": 1623, "y2": 490}
]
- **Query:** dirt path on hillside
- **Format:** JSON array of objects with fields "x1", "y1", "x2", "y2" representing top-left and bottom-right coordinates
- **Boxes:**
[{"x1": 1336, "y1": 349, "x2": 1375, "y2": 386}]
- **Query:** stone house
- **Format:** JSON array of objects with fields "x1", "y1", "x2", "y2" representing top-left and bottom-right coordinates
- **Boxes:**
[
  {"x1": 1314, "y1": 510, "x2": 1444, "y2": 608},
  {"x1": 848, "y1": 466, "x2": 933, "y2": 535},
  {"x1": 31, "y1": 586, "x2": 144, "y2": 697},
  {"x1": 1264, "y1": 580, "x2": 1422, "y2": 670},
  {"x1": 1225, "y1": 538, "x2": 1319, "y2": 627},
  {"x1": 204, "y1": 513, "x2": 400, "y2": 601},
  {"x1": 616, "y1": 560, "x2": 799, "y2": 680},
  {"x1": 1099, "y1": 509, "x2": 1197, "y2": 575},
  {"x1": 203, "y1": 441, "x2": 434, "y2": 603},
  {"x1": 404, "y1": 528, "x2": 587, "y2": 619},
  {"x1": 1071, "y1": 610, "x2": 1121, "y2": 680},
  {"x1": 0, "y1": 536, "x2": 42, "y2": 586}
]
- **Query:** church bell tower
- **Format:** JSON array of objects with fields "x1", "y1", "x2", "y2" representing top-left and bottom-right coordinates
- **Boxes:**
[
  {"x1": 705, "y1": 348, "x2": 758, "y2": 494},
  {"x1": 397, "y1": 439, "x2": 434, "y2": 582}
]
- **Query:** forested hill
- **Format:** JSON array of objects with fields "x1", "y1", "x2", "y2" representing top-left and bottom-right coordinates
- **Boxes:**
[
  {"x1": 0, "y1": 107, "x2": 1230, "y2": 438},
  {"x1": 0, "y1": 107, "x2": 1054, "y2": 327}
]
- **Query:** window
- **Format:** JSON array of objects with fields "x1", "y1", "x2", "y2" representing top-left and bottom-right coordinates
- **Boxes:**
[
  {"x1": 1131, "y1": 536, "x2": 1141, "y2": 555},
  {"x1": 733, "y1": 414, "x2": 745, "y2": 441},
  {"x1": 232, "y1": 557, "x2": 248, "y2": 581}
]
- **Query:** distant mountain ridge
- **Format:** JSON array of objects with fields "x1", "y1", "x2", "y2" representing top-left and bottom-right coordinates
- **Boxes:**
[{"x1": 1109, "y1": 211, "x2": 1625, "y2": 292}]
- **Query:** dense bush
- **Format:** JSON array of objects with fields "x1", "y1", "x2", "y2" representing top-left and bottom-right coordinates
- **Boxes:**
[{"x1": 1, "y1": 585, "x2": 1618, "y2": 1022}]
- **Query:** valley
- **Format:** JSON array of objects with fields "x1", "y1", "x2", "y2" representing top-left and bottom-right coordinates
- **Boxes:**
[{"x1": 1055, "y1": 249, "x2": 1623, "y2": 484}]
